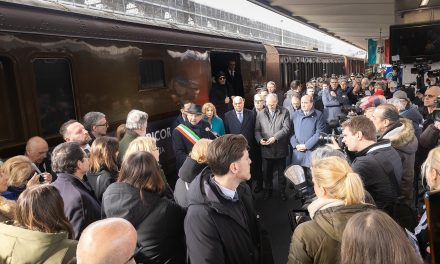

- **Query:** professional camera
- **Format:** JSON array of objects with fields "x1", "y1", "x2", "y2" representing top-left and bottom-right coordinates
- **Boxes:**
[
  {"x1": 319, "y1": 132, "x2": 343, "y2": 146},
  {"x1": 411, "y1": 60, "x2": 432, "y2": 75},
  {"x1": 427, "y1": 69, "x2": 440, "y2": 77}
]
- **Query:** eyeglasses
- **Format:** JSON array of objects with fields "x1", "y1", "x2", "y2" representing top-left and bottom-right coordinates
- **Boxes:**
[
  {"x1": 126, "y1": 245, "x2": 143, "y2": 263},
  {"x1": 96, "y1": 122, "x2": 109, "y2": 127},
  {"x1": 425, "y1": 94, "x2": 436, "y2": 98},
  {"x1": 219, "y1": 77, "x2": 226, "y2": 80}
]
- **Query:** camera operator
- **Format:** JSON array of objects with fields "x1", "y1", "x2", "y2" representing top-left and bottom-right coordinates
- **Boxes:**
[{"x1": 338, "y1": 116, "x2": 403, "y2": 217}]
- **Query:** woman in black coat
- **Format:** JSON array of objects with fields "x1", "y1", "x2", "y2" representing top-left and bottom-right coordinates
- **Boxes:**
[
  {"x1": 86, "y1": 136, "x2": 119, "y2": 203},
  {"x1": 173, "y1": 138, "x2": 212, "y2": 208},
  {"x1": 102, "y1": 151, "x2": 186, "y2": 264}
]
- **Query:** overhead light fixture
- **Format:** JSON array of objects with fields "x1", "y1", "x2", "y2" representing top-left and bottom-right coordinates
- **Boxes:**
[{"x1": 420, "y1": 0, "x2": 430, "y2": 7}]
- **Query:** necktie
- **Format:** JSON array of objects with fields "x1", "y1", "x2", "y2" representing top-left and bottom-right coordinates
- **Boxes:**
[{"x1": 237, "y1": 112, "x2": 243, "y2": 123}]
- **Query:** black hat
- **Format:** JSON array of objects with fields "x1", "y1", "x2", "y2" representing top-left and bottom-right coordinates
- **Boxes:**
[
  {"x1": 187, "y1": 104, "x2": 203, "y2": 115},
  {"x1": 216, "y1": 71, "x2": 226, "y2": 79}
]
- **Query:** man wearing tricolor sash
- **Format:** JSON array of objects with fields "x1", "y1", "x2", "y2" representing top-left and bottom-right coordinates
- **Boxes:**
[{"x1": 172, "y1": 104, "x2": 214, "y2": 170}]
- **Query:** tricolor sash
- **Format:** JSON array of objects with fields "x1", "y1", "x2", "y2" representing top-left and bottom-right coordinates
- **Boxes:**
[{"x1": 176, "y1": 124, "x2": 200, "y2": 145}]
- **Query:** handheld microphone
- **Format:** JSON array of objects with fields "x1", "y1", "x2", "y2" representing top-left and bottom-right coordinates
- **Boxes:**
[{"x1": 205, "y1": 127, "x2": 219, "y2": 138}]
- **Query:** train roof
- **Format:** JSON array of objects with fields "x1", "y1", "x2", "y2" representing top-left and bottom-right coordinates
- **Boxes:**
[{"x1": 0, "y1": 0, "x2": 266, "y2": 53}]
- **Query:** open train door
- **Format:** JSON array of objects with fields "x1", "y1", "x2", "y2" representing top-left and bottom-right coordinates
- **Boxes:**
[{"x1": 210, "y1": 52, "x2": 244, "y2": 97}]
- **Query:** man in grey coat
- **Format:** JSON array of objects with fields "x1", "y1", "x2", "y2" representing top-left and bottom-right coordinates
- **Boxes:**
[{"x1": 255, "y1": 93, "x2": 291, "y2": 200}]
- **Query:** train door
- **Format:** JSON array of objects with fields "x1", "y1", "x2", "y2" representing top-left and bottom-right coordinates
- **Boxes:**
[
  {"x1": 210, "y1": 52, "x2": 244, "y2": 97},
  {"x1": 0, "y1": 57, "x2": 25, "y2": 156}
]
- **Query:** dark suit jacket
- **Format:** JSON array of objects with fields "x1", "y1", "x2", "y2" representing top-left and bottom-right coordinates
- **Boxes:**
[
  {"x1": 224, "y1": 108, "x2": 255, "y2": 148},
  {"x1": 52, "y1": 173, "x2": 101, "y2": 240},
  {"x1": 225, "y1": 70, "x2": 244, "y2": 97},
  {"x1": 172, "y1": 120, "x2": 214, "y2": 170},
  {"x1": 172, "y1": 114, "x2": 186, "y2": 130}
]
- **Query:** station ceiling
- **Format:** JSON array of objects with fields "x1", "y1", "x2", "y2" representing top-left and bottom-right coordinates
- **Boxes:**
[{"x1": 251, "y1": 0, "x2": 440, "y2": 51}]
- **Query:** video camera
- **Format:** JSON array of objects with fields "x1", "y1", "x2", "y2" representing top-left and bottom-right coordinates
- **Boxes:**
[{"x1": 411, "y1": 59, "x2": 432, "y2": 75}]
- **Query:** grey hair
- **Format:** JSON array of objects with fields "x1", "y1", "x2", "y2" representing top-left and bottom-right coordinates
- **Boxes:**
[
  {"x1": 52, "y1": 142, "x2": 85, "y2": 174},
  {"x1": 125, "y1": 110, "x2": 148, "y2": 130},
  {"x1": 83, "y1": 112, "x2": 105, "y2": 132},
  {"x1": 266, "y1": 81, "x2": 276, "y2": 88},
  {"x1": 266, "y1": 93, "x2": 278, "y2": 103},
  {"x1": 311, "y1": 146, "x2": 347, "y2": 164},
  {"x1": 387, "y1": 98, "x2": 405, "y2": 111}
]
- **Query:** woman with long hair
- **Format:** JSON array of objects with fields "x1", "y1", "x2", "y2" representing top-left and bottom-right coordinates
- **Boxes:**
[
  {"x1": 287, "y1": 156, "x2": 375, "y2": 264},
  {"x1": 341, "y1": 210, "x2": 422, "y2": 264},
  {"x1": 124, "y1": 136, "x2": 173, "y2": 199},
  {"x1": 102, "y1": 151, "x2": 186, "y2": 264},
  {"x1": 174, "y1": 138, "x2": 212, "y2": 207},
  {"x1": 0, "y1": 184, "x2": 77, "y2": 263},
  {"x1": 202, "y1": 102, "x2": 225, "y2": 136},
  {"x1": 87, "y1": 136, "x2": 119, "y2": 203}
]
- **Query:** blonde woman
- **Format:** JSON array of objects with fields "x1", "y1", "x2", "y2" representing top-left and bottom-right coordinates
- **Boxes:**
[
  {"x1": 124, "y1": 136, "x2": 172, "y2": 199},
  {"x1": 413, "y1": 146, "x2": 440, "y2": 260},
  {"x1": 202, "y1": 102, "x2": 225, "y2": 136},
  {"x1": 287, "y1": 156, "x2": 374, "y2": 264},
  {"x1": 124, "y1": 136, "x2": 160, "y2": 162},
  {"x1": 174, "y1": 139, "x2": 212, "y2": 207},
  {"x1": 1, "y1": 155, "x2": 51, "y2": 201}
]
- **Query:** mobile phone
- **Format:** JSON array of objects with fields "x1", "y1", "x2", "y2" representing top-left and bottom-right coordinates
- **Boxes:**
[
  {"x1": 262, "y1": 138, "x2": 268, "y2": 141},
  {"x1": 425, "y1": 190, "x2": 440, "y2": 263}
]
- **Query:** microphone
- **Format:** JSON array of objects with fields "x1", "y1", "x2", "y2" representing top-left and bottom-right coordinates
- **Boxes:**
[{"x1": 205, "y1": 127, "x2": 219, "y2": 138}]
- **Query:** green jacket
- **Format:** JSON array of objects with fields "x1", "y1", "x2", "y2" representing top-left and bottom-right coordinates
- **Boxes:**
[
  {"x1": 287, "y1": 203, "x2": 375, "y2": 264},
  {"x1": 117, "y1": 130, "x2": 139, "y2": 166},
  {"x1": 0, "y1": 222, "x2": 77, "y2": 264}
]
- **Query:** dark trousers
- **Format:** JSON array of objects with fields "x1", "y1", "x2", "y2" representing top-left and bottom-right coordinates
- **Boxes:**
[
  {"x1": 251, "y1": 146, "x2": 263, "y2": 188},
  {"x1": 262, "y1": 158, "x2": 286, "y2": 192}
]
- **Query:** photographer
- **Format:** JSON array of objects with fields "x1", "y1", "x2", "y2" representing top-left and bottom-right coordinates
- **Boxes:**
[{"x1": 339, "y1": 116, "x2": 402, "y2": 216}]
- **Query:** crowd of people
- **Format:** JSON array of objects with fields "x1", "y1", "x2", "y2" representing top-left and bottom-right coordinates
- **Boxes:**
[{"x1": 0, "y1": 70, "x2": 439, "y2": 263}]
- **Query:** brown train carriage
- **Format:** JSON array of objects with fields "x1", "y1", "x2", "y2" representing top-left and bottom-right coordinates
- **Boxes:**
[
  {"x1": 0, "y1": 0, "x2": 266, "y2": 176},
  {"x1": 0, "y1": 0, "x2": 365, "y2": 177}
]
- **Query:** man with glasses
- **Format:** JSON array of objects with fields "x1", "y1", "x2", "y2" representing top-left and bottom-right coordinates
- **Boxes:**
[
  {"x1": 83, "y1": 112, "x2": 108, "y2": 144},
  {"x1": 322, "y1": 77, "x2": 344, "y2": 125},
  {"x1": 209, "y1": 71, "x2": 232, "y2": 117},
  {"x1": 421, "y1": 86, "x2": 440, "y2": 130}
]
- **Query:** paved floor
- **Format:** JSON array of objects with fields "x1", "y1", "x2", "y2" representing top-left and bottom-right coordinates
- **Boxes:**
[{"x1": 253, "y1": 183, "x2": 303, "y2": 264}]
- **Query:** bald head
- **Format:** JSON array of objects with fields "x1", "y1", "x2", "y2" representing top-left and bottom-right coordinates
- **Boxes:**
[
  {"x1": 424, "y1": 86, "x2": 440, "y2": 110},
  {"x1": 25, "y1": 136, "x2": 49, "y2": 164},
  {"x1": 77, "y1": 218, "x2": 137, "y2": 264}
]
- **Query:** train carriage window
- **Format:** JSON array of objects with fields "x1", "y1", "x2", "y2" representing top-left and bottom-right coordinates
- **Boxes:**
[
  {"x1": 0, "y1": 57, "x2": 24, "y2": 145},
  {"x1": 33, "y1": 58, "x2": 76, "y2": 137},
  {"x1": 139, "y1": 59, "x2": 165, "y2": 90}
]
